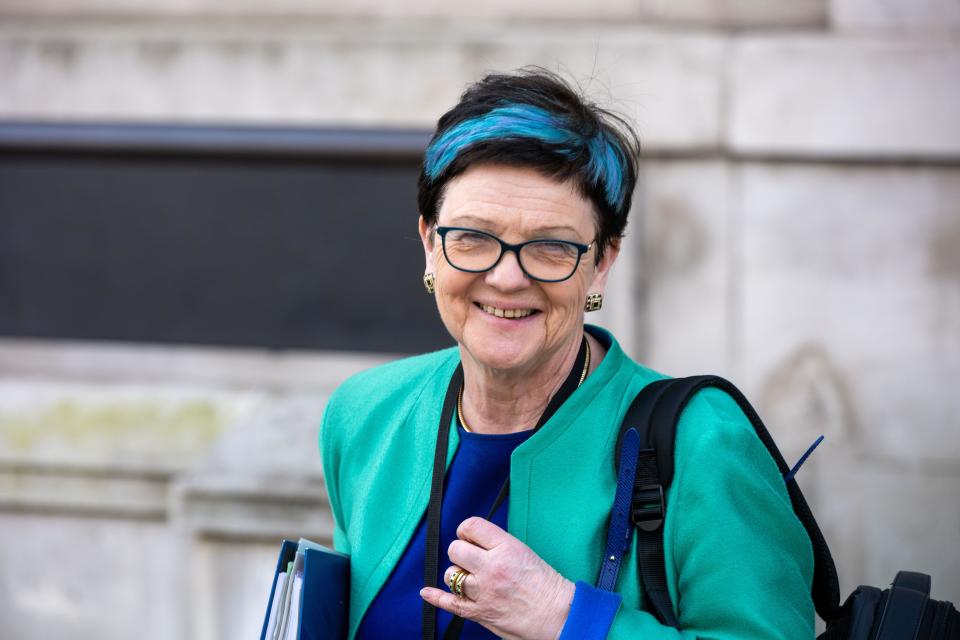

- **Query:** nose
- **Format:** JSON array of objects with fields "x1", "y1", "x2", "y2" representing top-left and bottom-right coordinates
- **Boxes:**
[{"x1": 484, "y1": 248, "x2": 530, "y2": 290}]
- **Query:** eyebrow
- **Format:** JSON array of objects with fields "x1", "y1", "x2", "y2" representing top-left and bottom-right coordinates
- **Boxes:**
[{"x1": 444, "y1": 215, "x2": 581, "y2": 237}]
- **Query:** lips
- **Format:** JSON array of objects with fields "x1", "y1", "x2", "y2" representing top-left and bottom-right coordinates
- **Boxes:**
[{"x1": 476, "y1": 302, "x2": 538, "y2": 319}]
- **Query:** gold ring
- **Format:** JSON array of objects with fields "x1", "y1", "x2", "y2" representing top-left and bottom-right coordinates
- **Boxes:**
[{"x1": 450, "y1": 569, "x2": 469, "y2": 597}]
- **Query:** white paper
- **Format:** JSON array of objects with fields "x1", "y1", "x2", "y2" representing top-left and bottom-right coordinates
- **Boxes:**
[
  {"x1": 283, "y1": 574, "x2": 304, "y2": 640},
  {"x1": 274, "y1": 566, "x2": 295, "y2": 640},
  {"x1": 264, "y1": 571, "x2": 286, "y2": 640}
]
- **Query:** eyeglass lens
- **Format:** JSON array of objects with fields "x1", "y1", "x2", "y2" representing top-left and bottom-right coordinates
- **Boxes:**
[{"x1": 442, "y1": 229, "x2": 582, "y2": 281}]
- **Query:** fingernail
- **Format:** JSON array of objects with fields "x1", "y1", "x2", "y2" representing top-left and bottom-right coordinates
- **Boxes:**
[{"x1": 419, "y1": 588, "x2": 428, "y2": 597}]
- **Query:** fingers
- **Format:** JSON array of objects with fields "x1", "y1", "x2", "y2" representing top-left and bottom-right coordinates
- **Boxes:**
[
  {"x1": 444, "y1": 565, "x2": 478, "y2": 599},
  {"x1": 447, "y1": 517, "x2": 509, "y2": 574},
  {"x1": 448, "y1": 538, "x2": 485, "y2": 572},
  {"x1": 456, "y1": 516, "x2": 508, "y2": 550},
  {"x1": 420, "y1": 587, "x2": 475, "y2": 620},
  {"x1": 427, "y1": 522, "x2": 575, "y2": 640}
]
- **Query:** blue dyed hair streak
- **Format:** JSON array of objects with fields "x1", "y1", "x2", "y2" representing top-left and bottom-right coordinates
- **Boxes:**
[{"x1": 423, "y1": 103, "x2": 630, "y2": 214}]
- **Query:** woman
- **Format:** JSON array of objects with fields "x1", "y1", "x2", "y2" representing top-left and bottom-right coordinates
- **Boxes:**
[{"x1": 320, "y1": 69, "x2": 814, "y2": 639}]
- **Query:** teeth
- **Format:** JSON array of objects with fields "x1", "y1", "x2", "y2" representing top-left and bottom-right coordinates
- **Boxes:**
[{"x1": 480, "y1": 304, "x2": 534, "y2": 319}]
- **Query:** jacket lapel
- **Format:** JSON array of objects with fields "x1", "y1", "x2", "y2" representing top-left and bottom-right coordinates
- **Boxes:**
[{"x1": 348, "y1": 354, "x2": 461, "y2": 639}]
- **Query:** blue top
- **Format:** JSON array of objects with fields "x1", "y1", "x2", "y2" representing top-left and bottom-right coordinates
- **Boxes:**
[{"x1": 356, "y1": 419, "x2": 621, "y2": 639}]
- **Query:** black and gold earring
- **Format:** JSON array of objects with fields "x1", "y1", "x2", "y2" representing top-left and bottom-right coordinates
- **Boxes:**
[
  {"x1": 584, "y1": 293, "x2": 603, "y2": 312},
  {"x1": 423, "y1": 273, "x2": 436, "y2": 294}
]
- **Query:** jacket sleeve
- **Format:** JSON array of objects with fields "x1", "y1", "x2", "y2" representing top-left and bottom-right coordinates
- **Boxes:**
[
  {"x1": 606, "y1": 390, "x2": 815, "y2": 639},
  {"x1": 558, "y1": 582, "x2": 622, "y2": 639},
  {"x1": 320, "y1": 391, "x2": 352, "y2": 556}
]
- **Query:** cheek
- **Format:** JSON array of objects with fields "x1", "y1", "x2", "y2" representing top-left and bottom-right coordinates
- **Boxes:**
[
  {"x1": 543, "y1": 280, "x2": 588, "y2": 332},
  {"x1": 434, "y1": 267, "x2": 474, "y2": 320},
  {"x1": 436, "y1": 262, "x2": 465, "y2": 293}
]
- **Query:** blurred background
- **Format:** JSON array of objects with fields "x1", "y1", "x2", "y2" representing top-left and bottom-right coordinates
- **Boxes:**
[{"x1": 0, "y1": 1, "x2": 958, "y2": 638}]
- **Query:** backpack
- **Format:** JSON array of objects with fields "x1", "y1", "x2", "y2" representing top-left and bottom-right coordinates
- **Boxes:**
[{"x1": 602, "y1": 375, "x2": 959, "y2": 639}]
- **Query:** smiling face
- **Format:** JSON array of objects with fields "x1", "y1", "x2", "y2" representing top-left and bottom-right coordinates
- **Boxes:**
[{"x1": 419, "y1": 164, "x2": 619, "y2": 377}]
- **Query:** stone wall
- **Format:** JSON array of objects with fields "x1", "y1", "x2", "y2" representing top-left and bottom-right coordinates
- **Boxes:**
[
  {"x1": 1, "y1": 1, "x2": 958, "y2": 638},
  {"x1": 0, "y1": 341, "x2": 390, "y2": 639}
]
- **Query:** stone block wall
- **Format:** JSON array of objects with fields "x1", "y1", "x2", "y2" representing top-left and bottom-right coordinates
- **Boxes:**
[
  {"x1": 0, "y1": 1, "x2": 958, "y2": 637},
  {"x1": 0, "y1": 343, "x2": 389, "y2": 640}
]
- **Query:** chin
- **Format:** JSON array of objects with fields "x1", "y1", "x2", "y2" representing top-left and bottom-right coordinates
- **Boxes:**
[
  {"x1": 474, "y1": 350, "x2": 533, "y2": 373},
  {"x1": 444, "y1": 303, "x2": 556, "y2": 373},
  {"x1": 461, "y1": 328, "x2": 542, "y2": 373}
]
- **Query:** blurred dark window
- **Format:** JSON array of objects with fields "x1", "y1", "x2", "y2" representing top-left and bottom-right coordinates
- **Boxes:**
[{"x1": 0, "y1": 122, "x2": 450, "y2": 354}]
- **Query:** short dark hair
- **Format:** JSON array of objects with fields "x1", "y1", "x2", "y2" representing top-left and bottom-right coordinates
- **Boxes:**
[{"x1": 417, "y1": 68, "x2": 641, "y2": 260}]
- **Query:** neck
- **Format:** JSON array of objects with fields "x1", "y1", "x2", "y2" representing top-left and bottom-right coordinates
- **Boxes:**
[{"x1": 459, "y1": 333, "x2": 585, "y2": 435}]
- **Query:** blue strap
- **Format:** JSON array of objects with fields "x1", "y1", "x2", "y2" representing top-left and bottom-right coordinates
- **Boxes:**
[
  {"x1": 783, "y1": 435, "x2": 825, "y2": 483},
  {"x1": 596, "y1": 427, "x2": 640, "y2": 592}
]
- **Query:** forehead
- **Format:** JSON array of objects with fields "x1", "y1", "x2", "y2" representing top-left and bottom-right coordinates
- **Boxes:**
[{"x1": 437, "y1": 164, "x2": 597, "y2": 238}]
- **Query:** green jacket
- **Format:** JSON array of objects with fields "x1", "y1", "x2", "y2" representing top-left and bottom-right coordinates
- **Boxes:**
[{"x1": 320, "y1": 327, "x2": 814, "y2": 639}]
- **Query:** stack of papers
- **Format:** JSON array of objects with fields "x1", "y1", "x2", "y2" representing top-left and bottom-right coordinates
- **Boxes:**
[{"x1": 260, "y1": 538, "x2": 349, "y2": 640}]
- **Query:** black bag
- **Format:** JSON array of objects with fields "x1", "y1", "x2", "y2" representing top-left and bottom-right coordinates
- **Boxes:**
[{"x1": 611, "y1": 375, "x2": 959, "y2": 639}]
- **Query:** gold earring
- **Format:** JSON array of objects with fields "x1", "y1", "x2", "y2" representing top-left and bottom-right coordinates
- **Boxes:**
[
  {"x1": 584, "y1": 293, "x2": 603, "y2": 312},
  {"x1": 423, "y1": 272, "x2": 436, "y2": 294}
]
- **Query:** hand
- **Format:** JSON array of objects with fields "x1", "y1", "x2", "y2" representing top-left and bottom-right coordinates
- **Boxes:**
[{"x1": 419, "y1": 516, "x2": 576, "y2": 640}]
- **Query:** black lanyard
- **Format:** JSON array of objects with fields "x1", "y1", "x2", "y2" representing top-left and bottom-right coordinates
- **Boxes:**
[{"x1": 421, "y1": 337, "x2": 588, "y2": 640}]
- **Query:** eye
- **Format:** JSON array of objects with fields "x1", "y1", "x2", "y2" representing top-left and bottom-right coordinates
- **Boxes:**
[
  {"x1": 446, "y1": 229, "x2": 497, "y2": 252},
  {"x1": 457, "y1": 231, "x2": 489, "y2": 244},
  {"x1": 547, "y1": 242, "x2": 574, "y2": 253},
  {"x1": 536, "y1": 241, "x2": 577, "y2": 257}
]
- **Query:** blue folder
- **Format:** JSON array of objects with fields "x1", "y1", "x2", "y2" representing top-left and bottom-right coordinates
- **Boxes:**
[{"x1": 260, "y1": 539, "x2": 350, "y2": 640}]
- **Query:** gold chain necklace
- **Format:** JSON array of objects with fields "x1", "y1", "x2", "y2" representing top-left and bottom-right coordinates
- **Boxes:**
[{"x1": 457, "y1": 338, "x2": 591, "y2": 433}]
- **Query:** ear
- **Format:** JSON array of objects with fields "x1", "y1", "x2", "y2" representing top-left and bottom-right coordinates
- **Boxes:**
[
  {"x1": 587, "y1": 238, "x2": 620, "y2": 295},
  {"x1": 419, "y1": 216, "x2": 437, "y2": 273}
]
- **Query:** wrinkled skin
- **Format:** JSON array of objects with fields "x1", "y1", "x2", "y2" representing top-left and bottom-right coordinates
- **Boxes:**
[{"x1": 420, "y1": 517, "x2": 576, "y2": 640}]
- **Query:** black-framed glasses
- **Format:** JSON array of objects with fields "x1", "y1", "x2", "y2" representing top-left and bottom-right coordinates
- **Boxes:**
[{"x1": 435, "y1": 226, "x2": 593, "y2": 283}]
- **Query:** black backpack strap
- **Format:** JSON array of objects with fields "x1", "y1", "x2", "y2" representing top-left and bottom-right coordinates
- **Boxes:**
[
  {"x1": 616, "y1": 375, "x2": 844, "y2": 626},
  {"x1": 892, "y1": 571, "x2": 931, "y2": 596},
  {"x1": 614, "y1": 378, "x2": 680, "y2": 627},
  {"x1": 876, "y1": 572, "x2": 931, "y2": 640}
]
